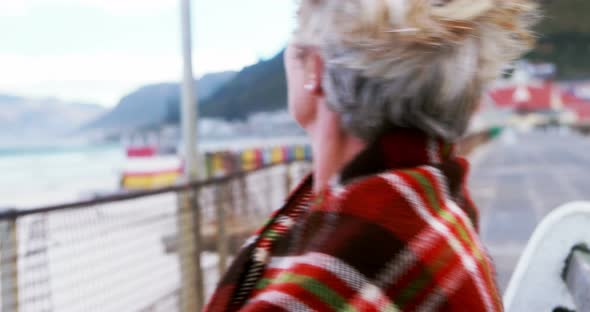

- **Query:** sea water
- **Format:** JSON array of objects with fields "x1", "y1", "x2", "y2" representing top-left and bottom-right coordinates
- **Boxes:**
[
  {"x1": 0, "y1": 145, "x2": 125, "y2": 209},
  {"x1": 0, "y1": 135, "x2": 308, "y2": 209},
  {"x1": 0, "y1": 139, "x2": 308, "y2": 311}
]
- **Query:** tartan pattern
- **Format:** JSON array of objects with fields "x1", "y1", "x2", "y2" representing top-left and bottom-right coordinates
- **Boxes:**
[{"x1": 205, "y1": 129, "x2": 502, "y2": 311}]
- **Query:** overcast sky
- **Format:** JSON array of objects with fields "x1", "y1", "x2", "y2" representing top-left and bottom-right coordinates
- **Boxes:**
[{"x1": 0, "y1": 0, "x2": 296, "y2": 107}]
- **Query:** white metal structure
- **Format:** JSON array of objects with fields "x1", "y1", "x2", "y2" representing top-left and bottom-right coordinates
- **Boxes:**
[
  {"x1": 178, "y1": 1, "x2": 205, "y2": 311},
  {"x1": 180, "y1": 0, "x2": 199, "y2": 181},
  {"x1": 504, "y1": 202, "x2": 590, "y2": 311}
]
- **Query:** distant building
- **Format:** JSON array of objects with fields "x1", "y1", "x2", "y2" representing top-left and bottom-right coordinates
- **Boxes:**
[
  {"x1": 568, "y1": 81, "x2": 590, "y2": 101},
  {"x1": 486, "y1": 80, "x2": 590, "y2": 126}
]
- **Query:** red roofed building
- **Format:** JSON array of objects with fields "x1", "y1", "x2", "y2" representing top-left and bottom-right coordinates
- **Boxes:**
[
  {"x1": 487, "y1": 80, "x2": 590, "y2": 123},
  {"x1": 562, "y1": 92, "x2": 590, "y2": 122}
]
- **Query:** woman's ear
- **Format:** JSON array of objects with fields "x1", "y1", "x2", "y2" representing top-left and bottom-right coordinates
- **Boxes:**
[{"x1": 303, "y1": 50, "x2": 325, "y2": 96}]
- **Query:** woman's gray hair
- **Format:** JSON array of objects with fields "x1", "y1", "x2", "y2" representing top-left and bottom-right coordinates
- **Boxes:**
[
  {"x1": 295, "y1": 0, "x2": 539, "y2": 141},
  {"x1": 322, "y1": 44, "x2": 479, "y2": 141}
]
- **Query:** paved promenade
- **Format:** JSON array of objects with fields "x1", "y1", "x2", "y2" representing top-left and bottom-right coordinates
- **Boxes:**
[{"x1": 469, "y1": 129, "x2": 590, "y2": 292}]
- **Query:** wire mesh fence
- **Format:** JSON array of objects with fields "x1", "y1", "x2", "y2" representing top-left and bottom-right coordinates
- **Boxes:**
[
  {"x1": 0, "y1": 161, "x2": 311, "y2": 312},
  {"x1": 0, "y1": 128, "x2": 501, "y2": 312}
]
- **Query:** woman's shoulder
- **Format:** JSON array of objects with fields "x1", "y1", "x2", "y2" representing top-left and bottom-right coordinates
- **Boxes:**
[
  {"x1": 327, "y1": 164, "x2": 479, "y2": 233},
  {"x1": 290, "y1": 167, "x2": 502, "y2": 311}
]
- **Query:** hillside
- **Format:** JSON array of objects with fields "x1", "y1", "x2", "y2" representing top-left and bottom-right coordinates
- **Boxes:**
[
  {"x1": 86, "y1": 0, "x2": 590, "y2": 128},
  {"x1": 198, "y1": 0, "x2": 590, "y2": 120},
  {"x1": 0, "y1": 95, "x2": 105, "y2": 142},
  {"x1": 199, "y1": 51, "x2": 287, "y2": 120},
  {"x1": 529, "y1": 0, "x2": 590, "y2": 79},
  {"x1": 0, "y1": 95, "x2": 24, "y2": 104},
  {"x1": 87, "y1": 71, "x2": 236, "y2": 130},
  {"x1": 537, "y1": 0, "x2": 590, "y2": 34},
  {"x1": 85, "y1": 83, "x2": 180, "y2": 130}
]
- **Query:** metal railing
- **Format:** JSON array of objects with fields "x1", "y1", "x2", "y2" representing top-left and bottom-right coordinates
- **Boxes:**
[
  {"x1": 503, "y1": 202, "x2": 590, "y2": 312},
  {"x1": 0, "y1": 161, "x2": 311, "y2": 312},
  {"x1": 0, "y1": 128, "x2": 501, "y2": 312},
  {"x1": 563, "y1": 244, "x2": 590, "y2": 312}
]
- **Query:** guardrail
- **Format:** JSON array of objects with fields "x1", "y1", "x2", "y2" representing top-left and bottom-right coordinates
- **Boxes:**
[
  {"x1": 563, "y1": 244, "x2": 590, "y2": 311},
  {"x1": 122, "y1": 144, "x2": 312, "y2": 191},
  {"x1": 503, "y1": 202, "x2": 590, "y2": 312},
  {"x1": 0, "y1": 129, "x2": 500, "y2": 312},
  {"x1": 0, "y1": 161, "x2": 311, "y2": 312},
  {"x1": 456, "y1": 126, "x2": 503, "y2": 156}
]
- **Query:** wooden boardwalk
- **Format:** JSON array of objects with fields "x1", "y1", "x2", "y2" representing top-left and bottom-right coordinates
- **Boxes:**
[{"x1": 469, "y1": 129, "x2": 590, "y2": 292}]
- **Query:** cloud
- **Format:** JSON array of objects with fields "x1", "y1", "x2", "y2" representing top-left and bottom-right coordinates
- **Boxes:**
[
  {"x1": 0, "y1": 0, "x2": 174, "y2": 16},
  {"x1": 54, "y1": 0, "x2": 175, "y2": 14},
  {"x1": 0, "y1": 49, "x2": 257, "y2": 106},
  {"x1": 0, "y1": 1, "x2": 28, "y2": 16},
  {"x1": 0, "y1": 0, "x2": 292, "y2": 106}
]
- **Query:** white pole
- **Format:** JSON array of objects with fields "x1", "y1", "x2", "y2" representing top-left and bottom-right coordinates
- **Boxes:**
[
  {"x1": 178, "y1": 1, "x2": 204, "y2": 311},
  {"x1": 181, "y1": 0, "x2": 199, "y2": 181}
]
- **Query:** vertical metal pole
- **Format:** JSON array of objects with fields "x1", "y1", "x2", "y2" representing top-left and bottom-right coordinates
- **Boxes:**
[
  {"x1": 177, "y1": 0, "x2": 204, "y2": 311},
  {"x1": 25, "y1": 217, "x2": 52, "y2": 311},
  {"x1": 0, "y1": 213, "x2": 19, "y2": 312},
  {"x1": 267, "y1": 173, "x2": 274, "y2": 214},
  {"x1": 180, "y1": 0, "x2": 199, "y2": 180},
  {"x1": 215, "y1": 183, "x2": 229, "y2": 274},
  {"x1": 285, "y1": 163, "x2": 293, "y2": 197},
  {"x1": 190, "y1": 188, "x2": 204, "y2": 309}
]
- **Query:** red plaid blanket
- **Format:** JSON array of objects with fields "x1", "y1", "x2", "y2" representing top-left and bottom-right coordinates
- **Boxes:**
[{"x1": 206, "y1": 129, "x2": 502, "y2": 311}]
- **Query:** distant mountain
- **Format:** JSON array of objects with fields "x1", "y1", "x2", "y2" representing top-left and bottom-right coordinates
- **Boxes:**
[
  {"x1": 0, "y1": 95, "x2": 24, "y2": 104},
  {"x1": 197, "y1": 1, "x2": 590, "y2": 120},
  {"x1": 86, "y1": 53, "x2": 288, "y2": 131},
  {"x1": 529, "y1": 0, "x2": 590, "y2": 79},
  {"x1": 86, "y1": 71, "x2": 236, "y2": 131},
  {"x1": 0, "y1": 95, "x2": 105, "y2": 142},
  {"x1": 85, "y1": 0, "x2": 590, "y2": 131},
  {"x1": 199, "y1": 51, "x2": 287, "y2": 120},
  {"x1": 85, "y1": 83, "x2": 180, "y2": 131},
  {"x1": 537, "y1": 0, "x2": 590, "y2": 34}
]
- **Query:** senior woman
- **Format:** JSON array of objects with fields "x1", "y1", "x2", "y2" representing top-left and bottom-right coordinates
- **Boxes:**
[{"x1": 207, "y1": 0, "x2": 536, "y2": 311}]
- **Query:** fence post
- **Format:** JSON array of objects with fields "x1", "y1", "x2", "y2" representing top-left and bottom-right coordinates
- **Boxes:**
[
  {"x1": 0, "y1": 209, "x2": 19, "y2": 312},
  {"x1": 215, "y1": 182, "x2": 229, "y2": 275},
  {"x1": 238, "y1": 174, "x2": 249, "y2": 219},
  {"x1": 25, "y1": 216, "x2": 52, "y2": 311},
  {"x1": 285, "y1": 163, "x2": 293, "y2": 197},
  {"x1": 176, "y1": 189, "x2": 204, "y2": 312}
]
